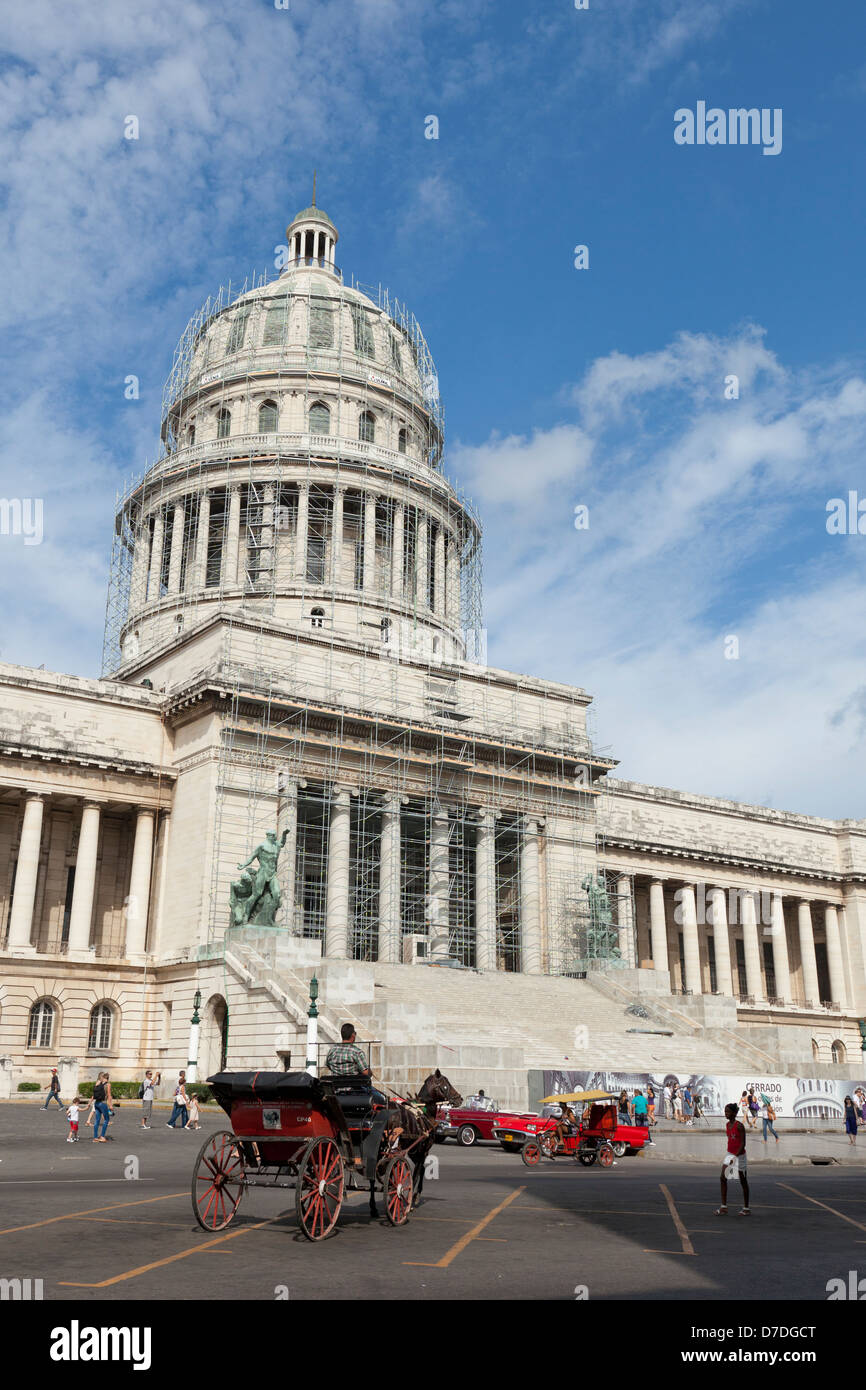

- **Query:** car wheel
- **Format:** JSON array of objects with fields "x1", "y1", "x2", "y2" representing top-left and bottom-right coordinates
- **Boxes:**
[
  {"x1": 578, "y1": 1149, "x2": 597, "y2": 1166},
  {"x1": 611, "y1": 1141, "x2": 627, "y2": 1157},
  {"x1": 457, "y1": 1125, "x2": 478, "y2": 1147}
]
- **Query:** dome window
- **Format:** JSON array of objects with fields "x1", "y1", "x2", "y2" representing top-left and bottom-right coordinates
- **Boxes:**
[
  {"x1": 391, "y1": 337, "x2": 402, "y2": 373},
  {"x1": 263, "y1": 299, "x2": 288, "y2": 347},
  {"x1": 310, "y1": 607, "x2": 325, "y2": 629},
  {"x1": 187, "y1": 424, "x2": 196, "y2": 447},
  {"x1": 351, "y1": 305, "x2": 375, "y2": 359},
  {"x1": 309, "y1": 402, "x2": 330, "y2": 436},
  {"x1": 310, "y1": 305, "x2": 334, "y2": 349},
  {"x1": 226, "y1": 306, "x2": 251, "y2": 355},
  {"x1": 397, "y1": 428, "x2": 408, "y2": 455},
  {"x1": 380, "y1": 617, "x2": 391, "y2": 642},
  {"x1": 258, "y1": 400, "x2": 278, "y2": 433},
  {"x1": 359, "y1": 411, "x2": 375, "y2": 444},
  {"x1": 217, "y1": 409, "x2": 231, "y2": 440}
]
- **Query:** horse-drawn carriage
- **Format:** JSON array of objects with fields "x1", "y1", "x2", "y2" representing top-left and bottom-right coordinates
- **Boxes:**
[{"x1": 192, "y1": 1070, "x2": 435, "y2": 1241}]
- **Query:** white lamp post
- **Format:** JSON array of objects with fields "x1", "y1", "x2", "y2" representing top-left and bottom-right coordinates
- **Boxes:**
[
  {"x1": 306, "y1": 976, "x2": 319, "y2": 1076},
  {"x1": 187, "y1": 989, "x2": 202, "y2": 1083}
]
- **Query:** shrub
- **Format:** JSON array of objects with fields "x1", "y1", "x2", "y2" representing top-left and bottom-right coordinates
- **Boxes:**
[
  {"x1": 187, "y1": 1083, "x2": 213, "y2": 1105},
  {"x1": 18, "y1": 1081, "x2": 40, "y2": 1092},
  {"x1": 78, "y1": 1080, "x2": 141, "y2": 1100}
]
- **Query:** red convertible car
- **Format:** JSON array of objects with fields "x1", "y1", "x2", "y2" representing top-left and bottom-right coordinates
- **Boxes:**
[
  {"x1": 494, "y1": 1090, "x2": 650, "y2": 1163},
  {"x1": 436, "y1": 1100, "x2": 538, "y2": 1148}
]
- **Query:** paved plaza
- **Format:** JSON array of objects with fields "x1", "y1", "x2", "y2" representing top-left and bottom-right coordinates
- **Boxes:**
[{"x1": 1, "y1": 1103, "x2": 865, "y2": 1302}]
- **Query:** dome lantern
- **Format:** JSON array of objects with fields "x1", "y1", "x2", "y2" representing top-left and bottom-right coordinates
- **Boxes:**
[{"x1": 287, "y1": 174, "x2": 339, "y2": 273}]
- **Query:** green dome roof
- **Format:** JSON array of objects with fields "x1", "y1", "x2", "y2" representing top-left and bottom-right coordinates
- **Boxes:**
[{"x1": 289, "y1": 205, "x2": 336, "y2": 230}]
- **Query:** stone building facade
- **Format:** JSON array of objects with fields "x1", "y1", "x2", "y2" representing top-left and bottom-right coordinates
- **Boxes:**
[{"x1": 1, "y1": 203, "x2": 863, "y2": 1091}]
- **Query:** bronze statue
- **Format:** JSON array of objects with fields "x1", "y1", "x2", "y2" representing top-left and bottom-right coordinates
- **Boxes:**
[
  {"x1": 231, "y1": 829, "x2": 289, "y2": 927},
  {"x1": 580, "y1": 872, "x2": 621, "y2": 960}
]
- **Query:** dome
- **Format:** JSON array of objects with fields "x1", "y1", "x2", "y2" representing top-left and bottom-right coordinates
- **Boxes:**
[{"x1": 289, "y1": 205, "x2": 336, "y2": 231}]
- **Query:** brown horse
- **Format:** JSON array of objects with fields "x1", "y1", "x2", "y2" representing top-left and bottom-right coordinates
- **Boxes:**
[
  {"x1": 369, "y1": 1100, "x2": 437, "y2": 1217},
  {"x1": 416, "y1": 1069, "x2": 463, "y2": 1119}
]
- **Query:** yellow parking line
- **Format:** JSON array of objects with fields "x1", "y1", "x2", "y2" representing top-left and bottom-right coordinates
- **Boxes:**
[
  {"x1": 659, "y1": 1184, "x2": 695, "y2": 1255},
  {"x1": 779, "y1": 1184, "x2": 866, "y2": 1234},
  {"x1": 404, "y1": 1187, "x2": 525, "y2": 1268},
  {"x1": 0, "y1": 1191, "x2": 186, "y2": 1236},
  {"x1": 58, "y1": 1215, "x2": 287, "y2": 1287}
]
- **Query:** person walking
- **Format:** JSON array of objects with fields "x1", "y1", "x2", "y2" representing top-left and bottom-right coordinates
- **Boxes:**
[
  {"x1": 88, "y1": 1072, "x2": 113, "y2": 1143},
  {"x1": 761, "y1": 1094, "x2": 780, "y2": 1144},
  {"x1": 716, "y1": 1101, "x2": 750, "y2": 1216},
  {"x1": 672, "y1": 1083, "x2": 683, "y2": 1124},
  {"x1": 42, "y1": 1067, "x2": 63, "y2": 1110},
  {"x1": 855, "y1": 1086, "x2": 866, "y2": 1127},
  {"x1": 844, "y1": 1096, "x2": 859, "y2": 1146},
  {"x1": 740, "y1": 1091, "x2": 756, "y2": 1130},
  {"x1": 647, "y1": 1083, "x2": 657, "y2": 1127},
  {"x1": 140, "y1": 1070, "x2": 160, "y2": 1129},
  {"x1": 632, "y1": 1089, "x2": 653, "y2": 1144},
  {"x1": 166, "y1": 1073, "x2": 189, "y2": 1129},
  {"x1": 683, "y1": 1083, "x2": 694, "y2": 1127},
  {"x1": 663, "y1": 1082, "x2": 672, "y2": 1120},
  {"x1": 617, "y1": 1089, "x2": 630, "y2": 1125},
  {"x1": 185, "y1": 1091, "x2": 201, "y2": 1131},
  {"x1": 65, "y1": 1097, "x2": 81, "y2": 1143}
]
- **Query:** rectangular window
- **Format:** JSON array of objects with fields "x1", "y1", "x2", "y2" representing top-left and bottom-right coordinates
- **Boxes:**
[
  {"x1": 707, "y1": 935, "x2": 717, "y2": 993},
  {"x1": 61, "y1": 866, "x2": 76, "y2": 944},
  {"x1": 735, "y1": 938, "x2": 748, "y2": 996},
  {"x1": 310, "y1": 304, "x2": 333, "y2": 348},
  {"x1": 390, "y1": 335, "x2": 402, "y2": 372},
  {"x1": 351, "y1": 305, "x2": 375, "y2": 359},
  {"x1": 205, "y1": 489, "x2": 226, "y2": 587},
  {"x1": 226, "y1": 307, "x2": 251, "y2": 355},
  {"x1": 762, "y1": 940, "x2": 776, "y2": 999},
  {"x1": 263, "y1": 299, "x2": 288, "y2": 346}
]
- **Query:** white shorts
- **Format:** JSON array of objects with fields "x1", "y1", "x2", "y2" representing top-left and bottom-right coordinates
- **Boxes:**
[{"x1": 723, "y1": 1153, "x2": 746, "y2": 1178}]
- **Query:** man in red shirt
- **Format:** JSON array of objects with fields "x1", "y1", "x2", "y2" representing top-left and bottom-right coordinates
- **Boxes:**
[{"x1": 717, "y1": 1101, "x2": 750, "y2": 1215}]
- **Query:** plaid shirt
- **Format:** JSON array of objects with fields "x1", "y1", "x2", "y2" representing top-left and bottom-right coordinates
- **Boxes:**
[{"x1": 325, "y1": 1043, "x2": 369, "y2": 1076}]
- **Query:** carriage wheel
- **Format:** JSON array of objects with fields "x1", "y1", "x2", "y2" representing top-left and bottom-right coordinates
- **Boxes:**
[
  {"x1": 192, "y1": 1130, "x2": 245, "y2": 1231},
  {"x1": 577, "y1": 1147, "x2": 597, "y2": 1166},
  {"x1": 296, "y1": 1137, "x2": 344, "y2": 1242},
  {"x1": 538, "y1": 1131, "x2": 557, "y2": 1160},
  {"x1": 598, "y1": 1143, "x2": 615, "y2": 1169},
  {"x1": 522, "y1": 1139, "x2": 542, "y2": 1167},
  {"x1": 383, "y1": 1154, "x2": 413, "y2": 1226}
]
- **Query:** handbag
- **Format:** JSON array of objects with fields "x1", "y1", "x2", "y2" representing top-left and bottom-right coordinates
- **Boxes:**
[{"x1": 767, "y1": 1106, "x2": 776, "y2": 1122}]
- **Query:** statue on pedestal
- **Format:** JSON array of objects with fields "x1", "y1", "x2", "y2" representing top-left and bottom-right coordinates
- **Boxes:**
[
  {"x1": 580, "y1": 872, "x2": 621, "y2": 961},
  {"x1": 230, "y1": 828, "x2": 289, "y2": 927}
]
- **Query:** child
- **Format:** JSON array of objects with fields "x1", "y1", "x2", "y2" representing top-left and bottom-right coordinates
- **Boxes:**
[
  {"x1": 66, "y1": 1097, "x2": 82, "y2": 1143},
  {"x1": 185, "y1": 1092, "x2": 201, "y2": 1131}
]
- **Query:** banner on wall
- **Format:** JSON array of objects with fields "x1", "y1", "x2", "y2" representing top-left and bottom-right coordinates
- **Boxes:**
[{"x1": 534, "y1": 1069, "x2": 866, "y2": 1119}]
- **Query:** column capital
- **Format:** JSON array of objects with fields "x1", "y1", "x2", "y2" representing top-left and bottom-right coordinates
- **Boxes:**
[{"x1": 380, "y1": 792, "x2": 401, "y2": 814}]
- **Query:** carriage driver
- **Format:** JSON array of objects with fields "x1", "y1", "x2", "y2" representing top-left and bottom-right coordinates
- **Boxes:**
[{"x1": 326, "y1": 1023, "x2": 373, "y2": 1078}]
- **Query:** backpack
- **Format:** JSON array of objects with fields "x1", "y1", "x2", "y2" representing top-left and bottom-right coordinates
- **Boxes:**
[
  {"x1": 93, "y1": 1082, "x2": 106, "y2": 1103},
  {"x1": 137, "y1": 1083, "x2": 145, "y2": 1100}
]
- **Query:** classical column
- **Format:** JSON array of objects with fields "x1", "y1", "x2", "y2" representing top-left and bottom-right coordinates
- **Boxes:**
[
  {"x1": 475, "y1": 810, "x2": 497, "y2": 972},
  {"x1": 707, "y1": 886, "x2": 734, "y2": 996},
  {"x1": 66, "y1": 802, "x2": 102, "y2": 955},
  {"x1": 415, "y1": 514, "x2": 429, "y2": 609},
  {"x1": 427, "y1": 806, "x2": 450, "y2": 955},
  {"x1": 391, "y1": 503, "x2": 404, "y2": 599},
  {"x1": 679, "y1": 882, "x2": 702, "y2": 995},
  {"x1": 446, "y1": 537, "x2": 461, "y2": 624},
  {"x1": 797, "y1": 900, "x2": 820, "y2": 1007},
  {"x1": 648, "y1": 880, "x2": 669, "y2": 974},
  {"x1": 741, "y1": 889, "x2": 764, "y2": 1001},
  {"x1": 150, "y1": 811, "x2": 171, "y2": 959},
  {"x1": 276, "y1": 776, "x2": 298, "y2": 933},
  {"x1": 769, "y1": 894, "x2": 792, "y2": 1003},
  {"x1": 324, "y1": 788, "x2": 351, "y2": 958},
  {"x1": 193, "y1": 492, "x2": 211, "y2": 589},
  {"x1": 6, "y1": 793, "x2": 45, "y2": 952},
  {"x1": 330, "y1": 487, "x2": 344, "y2": 587},
  {"x1": 293, "y1": 482, "x2": 309, "y2": 581},
  {"x1": 146, "y1": 509, "x2": 165, "y2": 602},
  {"x1": 520, "y1": 817, "x2": 542, "y2": 974},
  {"x1": 224, "y1": 487, "x2": 241, "y2": 586},
  {"x1": 616, "y1": 875, "x2": 636, "y2": 968},
  {"x1": 434, "y1": 526, "x2": 446, "y2": 616},
  {"x1": 824, "y1": 903, "x2": 847, "y2": 1009},
  {"x1": 378, "y1": 794, "x2": 401, "y2": 963},
  {"x1": 167, "y1": 500, "x2": 185, "y2": 593},
  {"x1": 124, "y1": 809, "x2": 155, "y2": 957},
  {"x1": 130, "y1": 516, "x2": 150, "y2": 608},
  {"x1": 363, "y1": 492, "x2": 377, "y2": 591}
]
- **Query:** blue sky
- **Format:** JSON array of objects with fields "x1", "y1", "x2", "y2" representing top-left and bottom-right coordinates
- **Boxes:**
[{"x1": 1, "y1": 0, "x2": 865, "y2": 817}]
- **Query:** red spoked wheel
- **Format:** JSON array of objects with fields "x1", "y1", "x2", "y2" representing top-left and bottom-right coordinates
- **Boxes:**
[
  {"x1": 383, "y1": 1154, "x2": 413, "y2": 1226},
  {"x1": 192, "y1": 1130, "x2": 245, "y2": 1230},
  {"x1": 538, "y1": 1131, "x2": 557, "y2": 1160},
  {"x1": 295, "y1": 1137, "x2": 345, "y2": 1242},
  {"x1": 597, "y1": 1142, "x2": 615, "y2": 1169},
  {"x1": 522, "y1": 1139, "x2": 542, "y2": 1167}
]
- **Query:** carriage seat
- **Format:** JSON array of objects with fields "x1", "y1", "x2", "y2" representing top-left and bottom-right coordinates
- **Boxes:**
[{"x1": 325, "y1": 1076, "x2": 385, "y2": 1121}]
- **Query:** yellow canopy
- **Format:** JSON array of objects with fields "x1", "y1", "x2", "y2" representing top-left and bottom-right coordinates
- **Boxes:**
[{"x1": 541, "y1": 1089, "x2": 618, "y2": 1104}]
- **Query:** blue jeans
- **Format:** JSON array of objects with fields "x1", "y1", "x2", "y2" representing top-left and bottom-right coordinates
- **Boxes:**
[
  {"x1": 43, "y1": 1091, "x2": 63, "y2": 1108},
  {"x1": 167, "y1": 1102, "x2": 188, "y2": 1128},
  {"x1": 92, "y1": 1102, "x2": 110, "y2": 1138},
  {"x1": 762, "y1": 1117, "x2": 778, "y2": 1140}
]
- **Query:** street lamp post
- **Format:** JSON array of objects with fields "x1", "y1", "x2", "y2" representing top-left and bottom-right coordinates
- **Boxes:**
[
  {"x1": 187, "y1": 989, "x2": 202, "y2": 1083},
  {"x1": 306, "y1": 976, "x2": 319, "y2": 1076}
]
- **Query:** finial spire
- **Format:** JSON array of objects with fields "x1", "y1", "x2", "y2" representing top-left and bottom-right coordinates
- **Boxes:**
[{"x1": 312, "y1": 170, "x2": 317, "y2": 206}]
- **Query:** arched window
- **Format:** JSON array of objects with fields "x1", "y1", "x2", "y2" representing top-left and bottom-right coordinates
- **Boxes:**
[
  {"x1": 217, "y1": 408, "x2": 231, "y2": 440},
  {"x1": 397, "y1": 427, "x2": 408, "y2": 455},
  {"x1": 88, "y1": 1003, "x2": 114, "y2": 1051},
  {"x1": 310, "y1": 607, "x2": 325, "y2": 629},
  {"x1": 27, "y1": 1000, "x2": 55, "y2": 1049},
  {"x1": 309, "y1": 402, "x2": 330, "y2": 436},
  {"x1": 187, "y1": 423, "x2": 196, "y2": 447},
  {"x1": 811, "y1": 1038, "x2": 820, "y2": 1060},
  {"x1": 258, "y1": 400, "x2": 278, "y2": 433},
  {"x1": 359, "y1": 411, "x2": 375, "y2": 444},
  {"x1": 831, "y1": 1040, "x2": 846, "y2": 1064}
]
